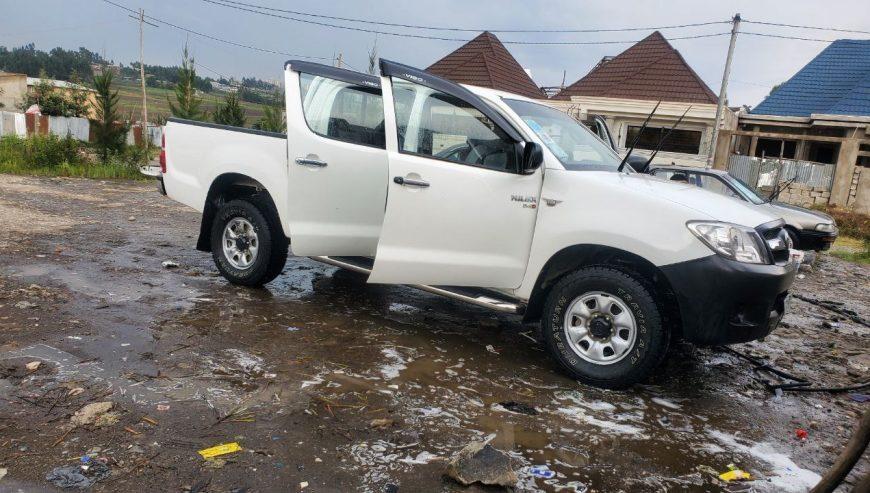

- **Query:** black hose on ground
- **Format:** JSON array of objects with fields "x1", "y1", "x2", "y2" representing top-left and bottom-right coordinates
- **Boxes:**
[
  {"x1": 809, "y1": 409, "x2": 870, "y2": 493},
  {"x1": 718, "y1": 346, "x2": 870, "y2": 393}
]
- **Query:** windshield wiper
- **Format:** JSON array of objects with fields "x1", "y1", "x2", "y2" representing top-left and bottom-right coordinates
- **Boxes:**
[
  {"x1": 640, "y1": 105, "x2": 692, "y2": 173},
  {"x1": 617, "y1": 100, "x2": 660, "y2": 172},
  {"x1": 767, "y1": 176, "x2": 796, "y2": 203}
]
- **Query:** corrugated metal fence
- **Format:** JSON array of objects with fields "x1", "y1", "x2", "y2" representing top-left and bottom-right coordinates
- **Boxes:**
[
  {"x1": 0, "y1": 111, "x2": 162, "y2": 146},
  {"x1": 727, "y1": 154, "x2": 835, "y2": 190},
  {"x1": 0, "y1": 111, "x2": 27, "y2": 137}
]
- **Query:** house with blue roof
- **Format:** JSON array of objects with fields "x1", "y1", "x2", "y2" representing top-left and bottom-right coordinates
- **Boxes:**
[
  {"x1": 713, "y1": 39, "x2": 870, "y2": 214},
  {"x1": 753, "y1": 39, "x2": 870, "y2": 118}
]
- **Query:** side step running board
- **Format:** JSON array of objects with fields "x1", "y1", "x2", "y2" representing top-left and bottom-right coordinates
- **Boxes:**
[{"x1": 311, "y1": 256, "x2": 524, "y2": 314}]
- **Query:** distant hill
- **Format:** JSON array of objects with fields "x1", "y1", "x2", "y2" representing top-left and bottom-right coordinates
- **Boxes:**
[{"x1": 0, "y1": 43, "x2": 281, "y2": 121}]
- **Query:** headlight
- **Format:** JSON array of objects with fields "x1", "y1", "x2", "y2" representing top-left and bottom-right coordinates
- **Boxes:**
[
  {"x1": 687, "y1": 221, "x2": 766, "y2": 264},
  {"x1": 815, "y1": 223, "x2": 836, "y2": 233}
]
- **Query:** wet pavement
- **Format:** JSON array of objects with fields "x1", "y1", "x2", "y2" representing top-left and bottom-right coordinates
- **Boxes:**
[{"x1": 0, "y1": 174, "x2": 867, "y2": 492}]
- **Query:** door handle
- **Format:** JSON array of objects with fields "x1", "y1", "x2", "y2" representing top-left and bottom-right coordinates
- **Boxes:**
[
  {"x1": 393, "y1": 176, "x2": 430, "y2": 188},
  {"x1": 295, "y1": 157, "x2": 328, "y2": 167}
]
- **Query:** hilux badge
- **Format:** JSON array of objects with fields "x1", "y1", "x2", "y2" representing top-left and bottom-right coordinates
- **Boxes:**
[{"x1": 511, "y1": 194, "x2": 537, "y2": 209}]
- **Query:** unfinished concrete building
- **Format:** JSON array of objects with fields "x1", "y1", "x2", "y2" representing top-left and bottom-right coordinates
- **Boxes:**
[{"x1": 714, "y1": 39, "x2": 870, "y2": 214}]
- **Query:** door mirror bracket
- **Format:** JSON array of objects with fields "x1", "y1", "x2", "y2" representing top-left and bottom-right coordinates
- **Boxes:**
[{"x1": 521, "y1": 142, "x2": 543, "y2": 174}]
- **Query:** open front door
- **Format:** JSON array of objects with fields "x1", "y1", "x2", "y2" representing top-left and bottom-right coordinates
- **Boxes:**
[{"x1": 368, "y1": 60, "x2": 541, "y2": 288}]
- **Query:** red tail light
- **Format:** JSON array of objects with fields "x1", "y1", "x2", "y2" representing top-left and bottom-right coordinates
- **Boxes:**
[{"x1": 159, "y1": 132, "x2": 166, "y2": 174}]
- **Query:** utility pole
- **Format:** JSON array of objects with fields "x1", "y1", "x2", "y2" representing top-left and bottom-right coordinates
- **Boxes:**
[
  {"x1": 138, "y1": 8, "x2": 148, "y2": 146},
  {"x1": 707, "y1": 13, "x2": 741, "y2": 167}
]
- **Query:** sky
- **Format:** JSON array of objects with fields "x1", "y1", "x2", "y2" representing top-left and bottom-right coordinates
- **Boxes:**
[{"x1": 3, "y1": 0, "x2": 869, "y2": 107}]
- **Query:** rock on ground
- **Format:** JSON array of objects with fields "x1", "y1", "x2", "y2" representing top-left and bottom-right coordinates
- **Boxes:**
[
  {"x1": 70, "y1": 402, "x2": 114, "y2": 427},
  {"x1": 445, "y1": 442, "x2": 518, "y2": 488}
]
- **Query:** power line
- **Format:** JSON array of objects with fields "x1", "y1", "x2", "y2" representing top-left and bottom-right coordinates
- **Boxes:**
[
  {"x1": 202, "y1": 0, "x2": 730, "y2": 45},
  {"x1": 742, "y1": 32, "x2": 843, "y2": 43},
  {"x1": 208, "y1": 0, "x2": 731, "y2": 34},
  {"x1": 101, "y1": 0, "x2": 330, "y2": 60},
  {"x1": 743, "y1": 20, "x2": 870, "y2": 36},
  {"x1": 505, "y1": 32, "x2": 730, "y2": 45}
]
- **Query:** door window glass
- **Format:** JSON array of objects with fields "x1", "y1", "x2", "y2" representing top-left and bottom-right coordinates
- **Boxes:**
[
  {"x1": 652, "y1": 169, "x2": 679, "y2": 181},
  {"x1": 391, "y1": 79, "x2": 516, "y2": 171},
  {"x1": 299, "y1": 73, "x2": 385, "y2": 148}
]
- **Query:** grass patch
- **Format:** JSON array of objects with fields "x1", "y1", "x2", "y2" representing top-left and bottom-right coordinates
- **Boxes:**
[
  {"x1": 811, "y1": 205, "x2": 869, "y2": 265},
  {"x1": 0, "y1": 161, "x2": 145, "y2": 180},
  {"x1": 114, "y1": 79, "x2": 266, "y2": 126},
  {"x1": 0, "y1": 134, "x2": 150, "y2": 180},
  {"x1": 828, "y1": 235, "x2": 870, "y2": 265}
]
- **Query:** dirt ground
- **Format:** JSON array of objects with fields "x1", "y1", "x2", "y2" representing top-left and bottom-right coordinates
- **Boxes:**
[{"x1": 0, "y1": 174, "x2": 867, "y2": 493}]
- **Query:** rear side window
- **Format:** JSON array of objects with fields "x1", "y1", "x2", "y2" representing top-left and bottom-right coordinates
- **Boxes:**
[
  {"x1": 299, "y1": 73, "x2": 385, "y2": 148},
  {"x1": 391, "y1": 78, "x2": 517, "y2": 172}
]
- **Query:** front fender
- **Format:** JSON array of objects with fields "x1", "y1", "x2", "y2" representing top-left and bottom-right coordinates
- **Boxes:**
[{"x1": 515, "y1": 170, "x2": 713, "y2": 299}]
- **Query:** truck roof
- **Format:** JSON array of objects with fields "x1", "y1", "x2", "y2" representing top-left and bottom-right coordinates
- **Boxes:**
[{"x1": 285, "y1": 59, "x2": 543, "y2": 106}]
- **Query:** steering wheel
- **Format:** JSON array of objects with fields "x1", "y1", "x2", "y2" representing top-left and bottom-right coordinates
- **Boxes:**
[{"x1": 466, "y1": 139, "x2": 505, "y2": 165}]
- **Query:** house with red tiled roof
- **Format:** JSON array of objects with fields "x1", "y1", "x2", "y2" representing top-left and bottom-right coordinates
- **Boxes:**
[
  {"x1": 550, "y1": 31, "x2": 736, "y2": 167},
  {"x1": 426, "y1": 31, "x2": 545, "y2": 99}
]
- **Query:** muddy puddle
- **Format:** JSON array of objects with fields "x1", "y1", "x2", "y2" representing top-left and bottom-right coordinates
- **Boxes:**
[{"x1": 134, "y1": 262, "x2": 824, "y2": 492}]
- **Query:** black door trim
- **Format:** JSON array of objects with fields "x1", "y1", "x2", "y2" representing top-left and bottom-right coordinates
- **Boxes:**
[{"x1": 285, "y1": 60, "x2": 381, "y2": 89}]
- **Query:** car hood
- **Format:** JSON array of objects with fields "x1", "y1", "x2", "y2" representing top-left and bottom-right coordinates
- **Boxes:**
[
  {"x1": 763, "y1": 201, "x2": 834, "y2": 228},
  {"x1": 593, "y1": 171, "x2": 781, "y2": 227}
]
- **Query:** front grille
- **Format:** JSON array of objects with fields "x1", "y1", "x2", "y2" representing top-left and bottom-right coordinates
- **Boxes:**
[{"x1": 756, "y1": 220, "x2": 790, "y2": 264}]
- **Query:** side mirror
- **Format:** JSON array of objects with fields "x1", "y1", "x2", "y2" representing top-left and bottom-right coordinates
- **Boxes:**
[
  {"x1": 521, "y1": 142, "x2": 544, "y2": 174},
  {"x1": 625, "y1": 154, "x2": 648, "y2": 173}
]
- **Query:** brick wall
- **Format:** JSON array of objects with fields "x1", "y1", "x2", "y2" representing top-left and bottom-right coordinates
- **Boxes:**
[{"x1": 763, "y1": 183, "x2": 831, "y2": 208}]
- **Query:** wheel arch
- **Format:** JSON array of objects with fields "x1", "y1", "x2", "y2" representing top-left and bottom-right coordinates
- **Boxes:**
[
  {"x1": 523, "y1": 244, "x2": 682, "y2": 337},
  {"x1": 782, "y1": 224, "x2": 801, "y2": 249},
  {"x1": 197, "y1": 173, "x2": 283, "y2": 252}
]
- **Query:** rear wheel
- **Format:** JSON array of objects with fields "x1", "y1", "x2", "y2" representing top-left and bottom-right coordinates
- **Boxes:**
[
  {"x1": 541, "y1": 267, "x2": 669, "y2": 389},
  {"x1": 210, "y1": 198, "x2": 288, "y2": 286}
]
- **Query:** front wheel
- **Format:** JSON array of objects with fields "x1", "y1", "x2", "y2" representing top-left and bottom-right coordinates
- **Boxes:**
[
  {"x1": 541, "y1": 267, "x2": 669, "y2": 389},
  {"x1": 210, "y1": 198, "x2": 288, "y2": 287},
  {"x1": 785, "y1": 228, "x2": 800, "y2": 250}
]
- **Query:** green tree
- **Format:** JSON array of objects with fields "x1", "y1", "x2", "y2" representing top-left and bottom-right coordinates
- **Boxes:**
[
  {"x1": 253, "y1": 90, "x2": 285, "y2": 133},
  {"x1": 213, "y1": 92, "x2": 246, "y2": 127},
  {"x1": 168, "y1": 44, "x2": 205, "y2": 121},
  {"x1": 20, "y1": 69, "x2": 88, "y2": 117},
  {"x1": 367, "y1": 37, "x2": 378, "y2": 75},
  {"x1": 91, "y1": 71, "x2": 127, "y2": 162},
  {"x1": 66, "y1": 70, "x2": 90, "y2": 116}
]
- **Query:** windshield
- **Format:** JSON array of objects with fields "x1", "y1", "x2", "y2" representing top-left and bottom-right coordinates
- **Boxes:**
[
  {"x1": 502, "y1": 98, "x2": 622, "y2": 171},
  {"x1": 726, "y1": 175, "x2": 766, "y2": 205}
]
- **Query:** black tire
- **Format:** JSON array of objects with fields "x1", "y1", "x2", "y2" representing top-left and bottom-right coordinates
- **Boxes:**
[
  {"x1": 541, "y1": 267, "x2": 669, "y2": 389},
  {"x1": 210, "y1": 197, "x2": 288, "y2": 287},
  {"x1": 785, "y1": 228, "x2": 800, "y2": 250}
]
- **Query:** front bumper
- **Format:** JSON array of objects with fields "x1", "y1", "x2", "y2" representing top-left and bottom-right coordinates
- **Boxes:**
[
  {"x1": 798, "y1": 229, "x2": 837, "y2": 251},
  {"x1": 661, "y1": 255, "x2": 796, "y2": 345}
]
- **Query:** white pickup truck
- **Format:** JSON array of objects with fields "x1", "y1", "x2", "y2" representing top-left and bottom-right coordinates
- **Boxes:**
[{"x1": 157, "y1": 59, "x2": 796, "y2": 388}]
